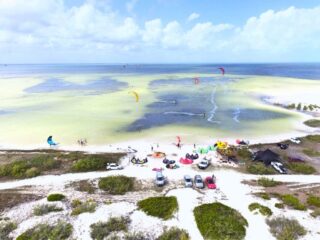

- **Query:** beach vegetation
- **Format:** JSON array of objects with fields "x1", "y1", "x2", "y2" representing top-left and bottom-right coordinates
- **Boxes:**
[
  {"x1": 138, "y1": 196, "x2": 178, "y2": 220},
  {"x1": 266, "y1": 217, "x2": 306, "y2": 240},
  {"x1": 307, "y1": 195, "x2": 320, "y2": 208},
  {"x1": 71, "y1": 199, "x2": 97, "y2": 216},
  {"x1": 303, "y1": 148, "x2": 320, "y2": 157},
  {"x1": 310, "y1": 208, "x2": 320, "y2": 218},
  {"x1": 306, "y1": 135, "x2": 320, "y2": 142},
  {"x1": 257, "y1": 177, "x2": 281, "y2": 187},
  {"x1": 72, "y1": 180, "x2": 96, "y2": 194},
  {"x1": 236, "y1": 148, "x2": 252, "y2": 160},
  {"x1": 0, "y1": 221, "x2": 17, "y2": 240},
  {"x1": 98, "y1": 176, "x2": 134, "y2": 195},
  {"x1": 71, "y1": 155, "x2": 119, "y2": 172},
  {"x1": 286, "y1": 103, "x2": 296, "y2": 109},
  {"x1": 124, "y1": 232, "x2": 150, "y2": 240},
  {"x1": 194, "y1": 202, "x2": 248, "y2": 240},
  {"x1": 248, "y1": 203, "x2": 272, "y2": 217},
  {"x1": 33, "y1": 204, "x2": 63, "y2": 216},
  {"x1": 0, "y1": 156, "x2": 59, "y2": 179},
  {"x1": 90, "y1": 217, "x2": 129, "y2": 240},
  {"x1": 287, "y1": 163, "x2": 316, "y2": 174},
  {"x1": 157, "y1": 227, "x2": 189, "y2": 240},
  {"x1": 281, "y1": 194, "x2": 306, "y2": 211},
  {"x1": 303, "y1": 106, "x2": 308, "y2": 111},
  {"x1": 247, "y1": 163, "x2": 276, "y2": 175},
  {"x1": 297, "y1": 103, "x2": 302, "y2": 110},
  {"x1": 303, "y1": 119, "x2": 320, "y2": 128},
  {"x1": 257, "y1": 192, "x2": 271, "y2": 200},
  {"x1": 16, "y1": 221, "x2": 72, "y2": 240},
  {"x1": 47, "y1": 193, "x2": 65, "y2": 201},
  {"x1": 274, "y1": 203, "x2": 284, "y2": 209}
]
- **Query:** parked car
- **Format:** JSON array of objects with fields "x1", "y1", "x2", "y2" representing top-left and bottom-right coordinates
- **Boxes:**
[
  {"x1": 155, "y1": 171, "x2": 165, "y2": 186},
  {"x1": 194, "y1": 175, "x2": 204, "y2": 189},
  {"x1": 290, "y1": 137, "x2": 301, "y2": 144},
  {"x1": 277, "y1": 143, "x2": 289, "y2": 150},
  {"x1": 186, "y1": 153, "x2": 199, "y2": 160},
  {"x1": 184, "y1": 175, "x2": 193, "y2": 187},
  {"x1": 198, "y1": 159, "x2": 210, "y2": 170},
  {"x1": 106, "y1": 163, "x2": 123, "y2": 170},
  {"x1": 205, "y1": 176, "x2": 216, "y2": 189},
  {"x1": 271, "y1": 161, "x2": 287, "y2": 174}
]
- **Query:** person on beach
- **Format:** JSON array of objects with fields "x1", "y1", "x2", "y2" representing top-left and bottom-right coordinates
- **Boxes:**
[{"x1": 151, "y1": 146, "x2": 154, "y2": 151}]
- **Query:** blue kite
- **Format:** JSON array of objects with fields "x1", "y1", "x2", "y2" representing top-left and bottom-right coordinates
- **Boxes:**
[{"x1": 47, "y1": 136, "x2": 58, "y2": 146}]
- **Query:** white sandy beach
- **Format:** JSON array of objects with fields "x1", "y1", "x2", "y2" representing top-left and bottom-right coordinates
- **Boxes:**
[{"x1": 1, "y1": 139, "x2": 320, "y2": 240}]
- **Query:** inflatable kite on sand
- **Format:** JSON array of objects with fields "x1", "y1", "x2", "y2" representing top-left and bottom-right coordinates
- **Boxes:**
[{"x1": 47, "y1": 136, "x2": 58, "y2": 146}]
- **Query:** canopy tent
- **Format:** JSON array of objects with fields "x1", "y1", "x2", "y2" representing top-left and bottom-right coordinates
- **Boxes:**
[{"x1": 253, "y1": 149, "x2": 280, "y2": 165}]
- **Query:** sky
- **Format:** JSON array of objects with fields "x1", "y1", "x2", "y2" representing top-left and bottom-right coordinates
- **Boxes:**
[{"x1": 0, "y1": 0, "x2": 320, "y2": 63}]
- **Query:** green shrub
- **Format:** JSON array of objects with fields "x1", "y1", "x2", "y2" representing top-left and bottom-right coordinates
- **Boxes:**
[
  {"x1": 98, "y1": 176, "x2": 134, "y2": 195},
  {"x1": 124, "y1": 232, "x2": 150, "y2": 240},
  {"x1": 16, "y1": 221, "x2": 72, "y2": 240},
  {"x1": 33, "y1": 204, "x2": 63, "y2": 216},
  {"x1": 275, "y1": 203, "x2": 284, "y2": 209},
  {"x1": 266, "y1": 217, "x2": 306, "y2": 240},
  {"x1": 71, "y1": 155, "x2": 118, "y2": 172},
  {"x1": 0, "y1": 221, "x2": 17, "y2": 240},
  {"x1": 306, "y1": 135, "x2": 320, "y2": 142},
  {"x1": 303, "y1": 119, "x2": 320, "y2": 128},
  {"x1": 287, "y1": 163, "x2": 316, "y2": 174},
  {"x1": 157, "y1": 227, "x2": 189, "y2": 240},
  {"x1": 25, "y1": 167, "x2": 41, "y2": 178},
  {"x1": 138, "y1": 196, "x2": 178, "y2": 220},
  {"x1": 248, "y1": 203, "x2": 272, "y2": 217},
  {"x1": 257, "y1": 178, "x2": 281, "y2": 187},
  {"x1": 73, "y1": 180, "x2": 96, "y2": 194},
  {"x1": 71, "y1": 199, "x2": 82, "y2": 208},
  {"x1": 303, "y1": 149, "x2": 320, "y2": 157},
  {"x1": 0, "y1": 156, "x2": 59, "y2": 179},
  {"x1": 307, "y1": 195, "x2": 320, "y2": 208},
  {"x1": 47, "y1": 193, "x2": 65, "y2": 202},
  {"x1": 310, "y1": 208, "x2": 320, "y2": 218},
  {"x1": 257, "y1": 192, "x2": 271, "y2": 200},
  {"x1": 194, "y1": 202, "x2": 248, "y2": 240},
  {"x1": 286, "y1": 103, "x2": 295, "y2": 109},
  {"x1": 247, "y1": 163, "x2": 276, "y2": 175},
  {"x1": 237, "y1": 148, "x2": 252, "y2": 160},
  {"x1": 281, "y1": 194, "x2": 306, "y2": 211},
  {"x1": 297, "y1": 103, "x2": 302, "y2": 110},
  {"x1": 90, "y1": 217, "x2": 129, "y2": 240},
  {"x1": 71, "y1": 200, "x2": 97, "y2": 216}
]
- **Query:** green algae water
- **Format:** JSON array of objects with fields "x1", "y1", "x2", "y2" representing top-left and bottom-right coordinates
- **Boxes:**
[{"x1": 0, "y1": 64, "x2": 319, "y2": 146}]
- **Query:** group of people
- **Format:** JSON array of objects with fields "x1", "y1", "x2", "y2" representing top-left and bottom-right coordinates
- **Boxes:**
[{"x1": 77, "y1": 138, "x2": 88, "y2": 146}]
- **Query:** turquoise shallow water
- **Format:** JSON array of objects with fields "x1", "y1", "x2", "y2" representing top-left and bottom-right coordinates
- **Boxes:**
[{"x1": 0, "y1": 64, "x2": 319, "y2": 146}]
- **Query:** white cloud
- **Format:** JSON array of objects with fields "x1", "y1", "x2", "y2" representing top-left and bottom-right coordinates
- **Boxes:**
[
  {"x1": 142, "y1": 19, "x2": 162, "y2": 44},
  {"x1": 162, "y1": 21, "x2": 183, "y2": 48},
  {"x1": 185, "y1": 22, "x2": 233, "y2": 49},
  {"x1": 0, "y1": 1, "x2": 319, "y2": 62},
  {"x1": 234, "y1": 6, "x2": 320, "y2": 53},
  {"x1": 187, "y1": 12, "x2": 200, "y2": 22}
]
